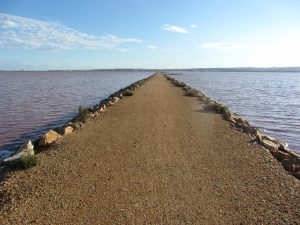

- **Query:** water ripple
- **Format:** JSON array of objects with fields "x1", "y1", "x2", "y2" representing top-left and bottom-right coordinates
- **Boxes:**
[
  {"x1": 173, "y1": 71, "x2": 300, "y2": 153},
  {"x1": 0, "y1": 71, "x2": 151, "y2": 159}
]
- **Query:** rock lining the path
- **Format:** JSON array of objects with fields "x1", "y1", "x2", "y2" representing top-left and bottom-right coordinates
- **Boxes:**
[
  {"x1": 0, "y1": 74, "x2": 154, "y2": 173},
  {"x1": 165, "y1": 73, "x2": 300, "y2": 180}
]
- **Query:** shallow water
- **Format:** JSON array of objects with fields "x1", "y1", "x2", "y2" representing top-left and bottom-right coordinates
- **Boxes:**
[
  {"x1": 0, "y1": 71, "x2": 151, "y2": 159},
  {"x1": 172, "y1": 72, "x2": 300, "y2": 153}
]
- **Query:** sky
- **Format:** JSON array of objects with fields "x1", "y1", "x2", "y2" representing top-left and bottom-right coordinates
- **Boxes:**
[{"x1": 0, "y1": 0, "x2": 300, "y2": 70}]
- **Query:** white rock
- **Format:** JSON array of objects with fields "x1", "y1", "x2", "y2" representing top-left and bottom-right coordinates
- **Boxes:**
[
  {"x1": 17, "y1": 140, "x2": 34, "y2": 153},
  {"x1": 2, "y1": 148, "x2": 34, "y2": 165}
]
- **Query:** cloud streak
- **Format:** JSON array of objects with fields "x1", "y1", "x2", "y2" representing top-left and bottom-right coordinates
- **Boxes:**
[
  {"x1": 148, "y1": 45, "x2": 157, "y2": 49},
  {"x1": 162, "y1": 24, "x2": 188, "y2": 33},
  {"x1": 0, "y1": 13, "x2": 143, "y2": 51}
]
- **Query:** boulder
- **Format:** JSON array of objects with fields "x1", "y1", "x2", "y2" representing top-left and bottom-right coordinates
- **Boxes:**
[
  {"x1": 252, "y1": 129, "x2": 262, "y2": 141},
  {"x1": 281, "y1": 157, "x2": 300, "y2": 173},
  {"x1": 225, "y1": 111, "x2": 238, "y2": 122},
  {"x1": 262, "y1": 135, "x2": 278, "y2": 143},
  {"x1": 281, "y1": 148, "x2": 300, "y2": 158},
  {"x1": 259, "y1": 139, "x2": 279, "y2": 151},
  {"x1": 38, "y1": 130, "x2": 62, "y2": 146},
  {"x1": 294, "y1": 171, "x2": 300, "y2": 179},
  {"x1": 269, "y1": 150, "x2": 291, "y2": 161},
  {"x1": 61, "y1": 126, "x2": 73, "y2": 135},
  {"x1": 235, "y1": 116, "x2": 250, "y2": 127}
]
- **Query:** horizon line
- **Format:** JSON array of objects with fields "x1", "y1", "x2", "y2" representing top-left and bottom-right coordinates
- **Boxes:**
[{"x1": 1, "y1": 66, "x2": 300, "y2": 72}]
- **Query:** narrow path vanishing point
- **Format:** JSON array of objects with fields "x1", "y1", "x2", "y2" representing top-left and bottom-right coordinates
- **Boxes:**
[{"x1": 0, "y1": 73, "x2": 299, "y2": 224}]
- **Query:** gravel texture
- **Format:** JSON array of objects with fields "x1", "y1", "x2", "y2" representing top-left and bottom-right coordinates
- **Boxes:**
[{"x1": 0, "y1": 73, "x2": 299, "y2": 224}]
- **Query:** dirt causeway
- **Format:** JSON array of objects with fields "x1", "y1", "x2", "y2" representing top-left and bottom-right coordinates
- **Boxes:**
[{"x1": 0, "y1": 73, "x2": 299, "y2": 224}]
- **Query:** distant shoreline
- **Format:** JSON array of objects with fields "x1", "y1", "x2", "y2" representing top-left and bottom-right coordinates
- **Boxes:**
[{"x1": 1, "y1": 67, "x2": 300, "y2": 73}]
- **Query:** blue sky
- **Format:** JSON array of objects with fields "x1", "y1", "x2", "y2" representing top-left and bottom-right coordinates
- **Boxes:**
[{"x1": 1, "y1": 0, "x2": 300, "y2": 70}]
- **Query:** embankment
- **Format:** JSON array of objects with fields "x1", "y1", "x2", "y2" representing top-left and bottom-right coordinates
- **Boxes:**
[
  {"x1": 165, "y1": 74, "x2": 300, "y2": 180},
  {"x1": 0, "y1": 72, "x2": 299, "y2": 224}
]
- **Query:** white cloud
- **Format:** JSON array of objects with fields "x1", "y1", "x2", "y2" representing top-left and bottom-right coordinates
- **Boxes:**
[
  {"x1": 162, "y1": 24, "x2": 188, "y2": 34},
  {"x1": 148, "y1": 45, "x2": 157, "y2": 49},
  {"x1": 198, "y1": 42, "x2": 250, "y2": 50},
  {"x1": 0, "y1": 13, "x2": 143, "y2": 51},
  {"x1": 190, "y1": 24, "x2": 197, "y2": 28}
]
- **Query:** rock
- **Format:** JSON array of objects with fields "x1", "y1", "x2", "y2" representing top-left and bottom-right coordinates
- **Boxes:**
[
  {"x1": 242, "y1": 126, "x2": 255, "y2": 134},
  {"x1": 0, "y1": 166, "x2": 6, "y2": 175},
  {"x1": 235, "y1": 116, "x2": 250, "y2": 127},
  {"x1": 107, "y1": 101, "x2": 114, "y2": 106},
  {"x1": 113, "y1": 97, "x2": 120, "y2": 102},
  {"x1": 278, "y1": 141, "x2": 288, "y2": 151},
  {"x1": 224, "y1": 111, "x2": 238, "y2": 121},
  {"x1": 259, "y1": 139, "x2": 279, "y2": 151},
  {"x1": 72, "y1": 122, "x2": 84, "y2": 130},
  {"x1": 269, "y1": 150, "x2": 291, "y2": 161},
  {"x1": 262, "y1": 135, "x2": 278, "y2": 143},
  {"x1": 294, "y1": 171, "x2": 300, "y2": 179},
  {"x1": 281, "y1": 157, "x2": 300, "y2": 173},
  {"x1": 62, "y1": 126, "x2": 73, "y2": 135},
  {"x1": 38, "y1": 130, "x2": 62, "y2": 146},
  {"x1": 56, "y1": 126, "x2": 73, "y2": 135},
  {"x1": 283, "y1": 148, "x2": 300, "y2": 158},
  {"x1": 123, "y1": 90, "x2": 133, "y2": 96},
  {"x1": 2, "y1": 148, "x2": 34, "y2": 165},
  {"x1": 252, "y1": 129, "x2": 262, "y2": 141},
  {"x1": 17, "y1": 140, "x2": 34, "y2": 153}
]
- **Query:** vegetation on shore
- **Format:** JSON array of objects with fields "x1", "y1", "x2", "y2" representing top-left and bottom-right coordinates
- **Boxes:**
[
  {"x1": 78, "y1": 105, "x2": 90, "y2": 123},
  {"x1": 9, "y1": 155, "x2": 40, "y2": 170}
]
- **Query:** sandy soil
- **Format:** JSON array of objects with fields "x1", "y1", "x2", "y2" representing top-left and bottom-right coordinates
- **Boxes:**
[{"x1": 0, "y1": 73, "x2": 299, "y2": 224}]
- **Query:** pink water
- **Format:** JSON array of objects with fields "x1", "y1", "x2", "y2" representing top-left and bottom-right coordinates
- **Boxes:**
[
  {"x1": 173, "y1": 71, "x2": 300, "y2": 154},
  {"x1": 0, "y1": 71, "x2": 151, "y2": 159}
]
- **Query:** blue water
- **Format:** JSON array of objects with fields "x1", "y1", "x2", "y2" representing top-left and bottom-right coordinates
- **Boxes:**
[
  {"x1": 172, "y1": 72, "x2": 300, "y2": 153},
  {"x1": 0, "y1": 71, "x2": 152, "y2": 159}
]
